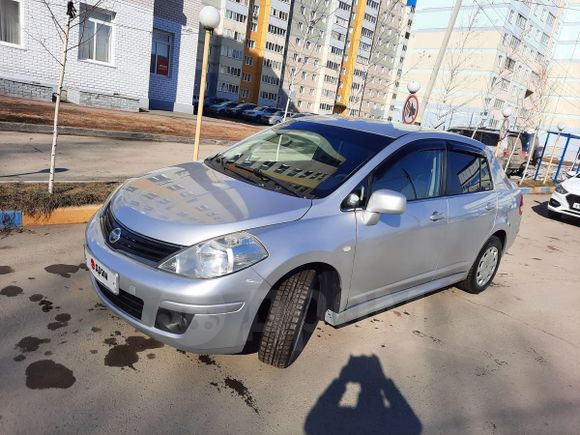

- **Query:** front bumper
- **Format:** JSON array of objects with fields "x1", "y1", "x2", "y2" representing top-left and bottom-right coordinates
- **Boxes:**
[
  {"x1": 547, "y1": 191, "x2": 580, "y2": 219},
  {"x1": 85, "y1": 211, "x2": 271, "y2": 354}
]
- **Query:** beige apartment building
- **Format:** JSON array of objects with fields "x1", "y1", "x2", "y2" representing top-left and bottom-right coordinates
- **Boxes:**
[
  {"x1": 196, "y1": 0, "x2": 413, "y2": 118},
  {"x1": 398, "y1": 0, "x2": 564, "y2": 133}
]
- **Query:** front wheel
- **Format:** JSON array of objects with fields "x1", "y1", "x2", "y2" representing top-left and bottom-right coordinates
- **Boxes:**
[
  {"x1": 457, "y1": 236, "x2": 503, "y2": 294},
  {"x1": 258, "y1": 269, "x2": 317, "y2": 368}
]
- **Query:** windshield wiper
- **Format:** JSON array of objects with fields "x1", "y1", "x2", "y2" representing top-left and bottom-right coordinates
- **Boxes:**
[{"x1": 254, "y1": 169, "x2": 302, "y2": 198}]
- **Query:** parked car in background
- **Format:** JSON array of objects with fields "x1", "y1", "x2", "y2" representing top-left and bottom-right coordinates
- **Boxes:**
[
  {"x1": 548, "y1": 172, "x2": 580, "y2": 219},
  {"x1": 226, "y1": 103, "x2": 257, "y2": 118},
  {"x1": 193, "y1": 97, "x2": 228, "y2": 114},
  {"x1": 261, "y1": 110, "x2": 290, "y2": 125},
  {"x1": 449, "y1": 127, "x2": 539, "y2": 177},
  {"x1": 291, "y1": 112, "x2": 317, "y2": 119},
  {"x1": 241, "y1": 106, "x2": 277, "y2": 121},
  {"x1": 85, "y1": 118, "x2": 522, "y2": 368},
  {"x1": 208, "y1": 101, "x2": 237, "y2": 116}
]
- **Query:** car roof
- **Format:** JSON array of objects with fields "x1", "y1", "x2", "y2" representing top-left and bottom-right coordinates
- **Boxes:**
[{"x1": 285, "y1": 116, "x2": 487, "y2": 150}]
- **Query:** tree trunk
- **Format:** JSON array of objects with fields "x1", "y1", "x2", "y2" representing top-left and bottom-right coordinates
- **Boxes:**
[{"x1": 48, "y1": 14, "x2": 72, "y2": 194}]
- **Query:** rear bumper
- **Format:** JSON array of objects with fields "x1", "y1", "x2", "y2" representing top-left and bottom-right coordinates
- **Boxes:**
[
  {"x1": 85, "y1": 212, "x2": 271, "y2": 354},
  {"x1": 547, "y1": 191, "x2": 580, "y2": 219}
]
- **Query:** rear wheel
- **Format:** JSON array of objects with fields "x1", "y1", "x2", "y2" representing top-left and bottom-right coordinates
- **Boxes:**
[
  {"x1": 258, "y1": 269, "x2": 317, "y2": 368},
  {"x1": 457, "y1": 236, "x2": 502, "y2": 294}
]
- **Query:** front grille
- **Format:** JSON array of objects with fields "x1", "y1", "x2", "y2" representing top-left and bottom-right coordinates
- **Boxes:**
[
  {"x1": 101, "y1": 206, "x2": 183, "y2": 264},
  {"x1": 566, "y1": 194, "x2": 580, "y2": 210},
  {"x1": 97, "y1": 281, "x2": 144, "y2": 320}
]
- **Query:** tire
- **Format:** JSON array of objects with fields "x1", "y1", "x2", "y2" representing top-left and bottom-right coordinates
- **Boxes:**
[
  {"x1": 457, "y1": 236, "x2": 503, "y2": 294},
  {"x1": 258, "y1": 269, "x2": 317, "y2": 368}
]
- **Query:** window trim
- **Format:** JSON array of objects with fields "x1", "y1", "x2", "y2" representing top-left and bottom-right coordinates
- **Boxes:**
[
  {"x1": 78, "y1": 6, "x2": 115, "y2": 66},
  {"x1": 150, "y1": 28, "x2": 172, "y2": 77},
  {"x1": 0, "y1": 0, "x2": 24, "y2": 48}
]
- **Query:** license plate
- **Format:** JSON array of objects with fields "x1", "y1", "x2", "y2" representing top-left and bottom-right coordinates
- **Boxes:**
[
  {"x1": 573, "y1": 203, "x2": 580, "y2": 210},
  {"x1": 85, "y1": 248, "x2": 118, "y2": 295}
]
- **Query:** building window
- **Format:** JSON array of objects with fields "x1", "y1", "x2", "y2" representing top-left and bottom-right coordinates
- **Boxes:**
[
  {"x1": 0, "y1": 0, "x2": 20, "y2": 45},
  {"x1": 150, "y1": 29, "x2": 172, "y2": 76},
  {"x1": 79, "y1": 5, "x2": 114, "y2": 64},
  {"x1": 244, "y1": 55, "x2": 253, "y2": 65}
]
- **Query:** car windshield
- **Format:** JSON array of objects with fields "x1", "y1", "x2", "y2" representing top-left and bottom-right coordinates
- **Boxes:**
[{"x1": 205, "y1": 121, "x2": 394, "y2": 199}]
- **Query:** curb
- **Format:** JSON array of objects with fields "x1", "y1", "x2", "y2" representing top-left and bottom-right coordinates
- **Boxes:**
[
  {"x1": 520, "y1": 186, "x2": 555, "y2": 194},
  {"x1": 0, "y1": 121, "x2": 233, "y2": 146},
  {"x1": 1, "y1": 204, "x2": 101, "y2": 229}
]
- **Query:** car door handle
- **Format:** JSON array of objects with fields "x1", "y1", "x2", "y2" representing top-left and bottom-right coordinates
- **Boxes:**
[
  {"x1": 485, "y1": 202, "x2": 495, "y2": 211},
  {"x1": 430, "y1": 212, "x2": 445, "y2": 222}
]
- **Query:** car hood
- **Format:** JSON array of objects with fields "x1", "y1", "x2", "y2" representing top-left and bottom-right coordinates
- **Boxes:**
[
  {"x1": 563, "y1": 176, "x2": 580, "y2": 193},
  {"x1": 110, "y1": 162, "x2": 312, "y2": 246}
]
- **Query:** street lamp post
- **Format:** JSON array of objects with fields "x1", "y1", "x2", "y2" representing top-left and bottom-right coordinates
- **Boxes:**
[
  {"x1": 542, "y1": 123, "x2": 564, "y2": 184},
  {"x1": 193, "y1": 6, "x2": 220, "y2": 161}
]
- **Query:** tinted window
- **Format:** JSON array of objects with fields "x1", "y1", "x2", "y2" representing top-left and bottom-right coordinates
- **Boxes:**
[
  {"x1": 447, "y1": 150, "x2": 493, "y2": 195},
  {"x1": 372, "y1": 148, "x2": 444, "y2": 201},
  {"x1": 205, "y1": 121, "x2": 394, "y2": 199}
]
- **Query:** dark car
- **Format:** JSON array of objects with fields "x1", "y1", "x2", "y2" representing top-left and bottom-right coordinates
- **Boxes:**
[
  {"x1": 226, "y1": 103, "x2": 257, "y2": 118},
  {"x1": 208, "y1": 101, "x2": 238, "y2": 116},
  {"x1": 193, "y1": 97, "x2": 228, "y2": 114},
  {"x1": 449, "y1": 127, "x2": 539, "y2": 177}
]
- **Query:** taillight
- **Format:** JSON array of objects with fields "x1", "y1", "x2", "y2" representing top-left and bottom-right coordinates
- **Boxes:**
[
  {"x1": 521, "y1": 151, "x2": 529, "y2": 158},
  {"x1": 503, "y1": 149, "x2": 509, "y2": 158},
  {"x1": 519, "y1": 194, "x2": 524, "y2": 216}
]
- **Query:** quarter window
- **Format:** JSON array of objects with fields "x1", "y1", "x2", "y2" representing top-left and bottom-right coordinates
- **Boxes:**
[
  {"x1": 150, "y1": 29, "x2": 172, "y2": 76},
  {"x1": 372, "y1": 147, "x2": 444, "y2": 201},
  {"x1": 0, "y1": 0, "x2": 21, "y2": 45},
  {"x1": 446, "y1": 150, "x2": 493, "y2": 195},
  {"x1": 78, "y1": 5, "x2": 114, "y2": 63}
]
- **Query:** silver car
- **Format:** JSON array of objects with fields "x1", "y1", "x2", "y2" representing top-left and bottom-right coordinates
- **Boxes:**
[{"x1": 85, "y1": 118, "x2": 523, "y2": 368}]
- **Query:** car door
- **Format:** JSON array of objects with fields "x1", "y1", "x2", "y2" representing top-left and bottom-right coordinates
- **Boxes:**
[
  {"x1": 348, "y1": 140, "x2": 448, "y2": 307},
  {"x1": 437, "y1": 142, "x2": 498, "y2": 277}
]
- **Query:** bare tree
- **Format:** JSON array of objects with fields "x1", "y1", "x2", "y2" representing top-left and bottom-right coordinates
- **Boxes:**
[
  {"x1": 430, "y1": 6, "x2": 481, "y2": 129},
  {"x1": 29, "y1": 1, "x2": 108, "y2": 193}
]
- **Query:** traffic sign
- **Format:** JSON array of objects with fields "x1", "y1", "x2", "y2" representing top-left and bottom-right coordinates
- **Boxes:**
[{"x1": 402, "y1": 95, "x2": 419, "y2": 124}]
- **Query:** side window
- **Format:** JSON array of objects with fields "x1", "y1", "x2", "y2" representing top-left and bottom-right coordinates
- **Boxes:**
[
  {"x1": 372, "y1": 148, "x2": 444, "y2": 201},
  {"x1": 447, "y1": 150, "x2": 493, "y2": 195}
]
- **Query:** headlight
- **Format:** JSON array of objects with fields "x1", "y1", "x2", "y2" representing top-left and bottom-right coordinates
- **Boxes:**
[
  {"x1": 555, "y1": 184, "x2": 568, "y2": 194},
  {"x1": 158, "y1": 232, "x2": 268, "y2": 279}
]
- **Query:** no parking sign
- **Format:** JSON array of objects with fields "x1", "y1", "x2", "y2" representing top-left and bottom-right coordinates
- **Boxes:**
[{"x1": 402, "y1": 95, "x2": 419, "y2": 125}]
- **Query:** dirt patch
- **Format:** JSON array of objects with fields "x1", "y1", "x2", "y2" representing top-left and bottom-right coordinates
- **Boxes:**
[
  {"x1": 15, "y1": 336, "x2": 51, "y2": 353},
  {"x1": 198, "y1": 354, "x2": 218, "y2": 366},
  {"x1": 45, "y1": 263, "x2": 87, "y2": 278},
  {"x1": 104, "y1": 336, "x2": 164, "y2": 369},
  {"x1": 0, "y1": 95, "x2": 260, "y2": 141},
  {"x1": 47, "y1": 313, "x2": 71, "y2": 330},
  {"x1": 25, "y1": 360, "x2": 76, "y2": 389},
  {"x1": 1, "y1": 285, "x2": 22, "y2": 297},
  {"x1": 0, "y1": 265, "x2": 15, "y2": 274},
  {"x1": 224, "y1": 377, "x2": 259, "y2": 414},
  {"x1": 0, "y1": 183, "x2": 118, "y2": 217}
]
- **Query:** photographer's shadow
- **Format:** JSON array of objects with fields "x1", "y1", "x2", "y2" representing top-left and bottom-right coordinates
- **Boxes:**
[{"x1": 305, "y1": 355, "x2": 422, "y2": 435}]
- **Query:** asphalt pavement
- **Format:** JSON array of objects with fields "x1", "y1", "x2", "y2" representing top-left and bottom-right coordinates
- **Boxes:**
[
  {"x1": 0, "y1": 131, "x2": 228, "y2": 182},
  {"x1": 1, "y1": 195, "x2": 579, "y2": 434}
]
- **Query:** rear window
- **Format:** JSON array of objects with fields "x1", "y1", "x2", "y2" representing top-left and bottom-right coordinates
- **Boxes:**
[{"x1": 447, "y1": 150, "x2": 493, "y2": 195}]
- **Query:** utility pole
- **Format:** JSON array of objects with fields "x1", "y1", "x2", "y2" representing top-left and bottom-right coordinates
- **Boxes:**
[
  {"x1": 48, "y1": 1, "x2": 76, "y2": 194},
  {"x1": 415, "y1": 0, "x2": 462, "y2": 126}
]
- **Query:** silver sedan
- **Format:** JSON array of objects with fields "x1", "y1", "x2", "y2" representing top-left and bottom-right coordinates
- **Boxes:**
[{"x1": 85, "y1": 117, "x2": 523, "y2": 368}]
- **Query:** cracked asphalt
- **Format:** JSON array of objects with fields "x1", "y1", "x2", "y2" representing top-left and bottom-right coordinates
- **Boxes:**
[{"x1": 1, "y1": 194, "x2": 579, "y2": 434}]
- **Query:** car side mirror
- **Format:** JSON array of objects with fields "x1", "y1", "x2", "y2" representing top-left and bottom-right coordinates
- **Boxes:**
[{"x1": 361, "y1": 189, "x2": 407, "y2": 225}]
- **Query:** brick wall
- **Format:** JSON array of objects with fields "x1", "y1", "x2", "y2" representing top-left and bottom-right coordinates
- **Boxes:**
[{"x1": 0, "y1": 0, "x2": 154, "y2": 110}]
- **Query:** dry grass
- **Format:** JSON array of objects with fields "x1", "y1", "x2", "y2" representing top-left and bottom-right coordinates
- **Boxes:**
[
  {"x1": 0, "y1": 95, "x2": 260, "y2": 141},
  {"x1": 0, "y1": 182, "x2": 119, "y2": 216},
  {"x1": 519, "y1": 179, "x2": 555, "y2": 187}
]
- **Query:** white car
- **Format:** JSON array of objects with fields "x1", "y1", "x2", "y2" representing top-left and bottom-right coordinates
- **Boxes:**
[{"x1": 548, "y1": 173, "x2": 580, "y2": 219}]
